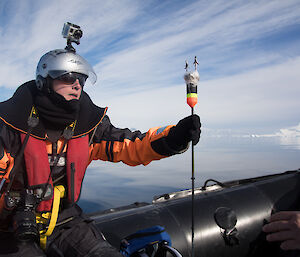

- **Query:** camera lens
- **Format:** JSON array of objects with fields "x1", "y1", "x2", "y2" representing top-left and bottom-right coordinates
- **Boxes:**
[
  {"x1": 73, "y1": 29, "x2": 83, "y2": 40},
  {"x1": 13, "y1": 209, "x2": 39, "y2": 242},
  {"x1": 13, "y1": 190, "x2": 39, "y2": 243}
]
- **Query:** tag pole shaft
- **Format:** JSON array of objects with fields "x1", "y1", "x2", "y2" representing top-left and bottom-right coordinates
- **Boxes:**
[{"x1": 191, "y1": 106, "x2": 195, "y2": 257}]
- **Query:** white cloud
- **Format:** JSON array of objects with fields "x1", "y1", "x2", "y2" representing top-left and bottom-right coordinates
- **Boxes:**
[
  {"x1": 88, "y1": 0, "x2": 300, "y2": 97},
  {"x1": 0, "y1": 0, "x2": 142, "y2": 88},
  {"x1": 199, "y1": 57, "x2": 300, "y2": 128},
  {"x1": 0, "y1": 0, "x2": 300, "y2": 132},
  {"x1": 86, "y1": 56, "x2": 300, "y2": 133}
]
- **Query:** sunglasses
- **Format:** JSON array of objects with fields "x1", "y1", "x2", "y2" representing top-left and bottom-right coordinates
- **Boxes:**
[{"x1": 56, "y1": 73, "x2": 88, "y2": 86}]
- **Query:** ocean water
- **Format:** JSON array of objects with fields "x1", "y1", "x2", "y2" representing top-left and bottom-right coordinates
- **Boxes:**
[{"x1": 78, "y1": 135, "x2": 300, "y2": 213}]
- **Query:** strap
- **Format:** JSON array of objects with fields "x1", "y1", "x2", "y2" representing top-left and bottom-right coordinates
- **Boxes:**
[
  {"x1": 88, "y1": 126, "x2": 97, "y2": 146},
  {"x1": 39, "y1": 185, "x2": 66, "y2": 250},
  {"x1": 0, "y1": 107, "x2": 39, "y2": 196}
]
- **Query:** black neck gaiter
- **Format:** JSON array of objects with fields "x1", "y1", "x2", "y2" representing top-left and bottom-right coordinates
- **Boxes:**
[{"x1": 34, "y1": 91, "x2": 80, "y2": 130}]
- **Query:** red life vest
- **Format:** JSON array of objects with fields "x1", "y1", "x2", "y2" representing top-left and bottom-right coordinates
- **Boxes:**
[{"x1": 21, "y1": 134, "x2": 89, "y2": 212}]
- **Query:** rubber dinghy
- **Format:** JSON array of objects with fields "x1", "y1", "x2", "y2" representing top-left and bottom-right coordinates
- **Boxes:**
[{"x1": 90, "y1": 169, "x2": 300, "y2": 257}]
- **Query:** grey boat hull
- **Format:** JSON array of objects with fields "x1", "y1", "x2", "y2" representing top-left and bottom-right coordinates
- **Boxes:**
[{"x1": 90, "y1": 170, "x2": 300, "y2": 257}]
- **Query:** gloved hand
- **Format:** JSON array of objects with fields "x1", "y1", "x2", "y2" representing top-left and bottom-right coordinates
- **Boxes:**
[{"x1": 166, "y1": 114, "x2": 201, "y2": 151}]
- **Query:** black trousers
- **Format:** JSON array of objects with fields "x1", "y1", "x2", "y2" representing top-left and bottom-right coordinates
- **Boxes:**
[{"x1": 0, "y1": 205, "x2": 123, "y2": 257}]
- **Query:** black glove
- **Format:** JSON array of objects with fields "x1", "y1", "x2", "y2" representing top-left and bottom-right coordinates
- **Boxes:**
[{"x1": 166, "y1": 114, "x2": 201, "y2": 151}]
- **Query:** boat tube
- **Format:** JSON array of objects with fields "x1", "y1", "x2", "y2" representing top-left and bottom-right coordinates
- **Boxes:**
[{"x1": 90, "y1": 169, "x2": 300, "y2": 257}]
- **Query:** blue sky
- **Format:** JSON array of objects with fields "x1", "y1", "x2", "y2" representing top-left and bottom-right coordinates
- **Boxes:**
[{"x1": 0, "y1": 0, "x2": 300, "y2": 135}]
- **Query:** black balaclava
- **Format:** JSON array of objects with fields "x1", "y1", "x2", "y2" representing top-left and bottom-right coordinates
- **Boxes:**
[{"x1": 34, "y1": 77, "x2": 81, "y2": 130}]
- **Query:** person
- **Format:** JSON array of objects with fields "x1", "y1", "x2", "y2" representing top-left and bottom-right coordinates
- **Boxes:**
[
  {"x1": 263, "y1": 211, "x2": 300, "y2": 251},
  {"x1": 0, "y1": 46, "x2": 201, "y2": 256}
]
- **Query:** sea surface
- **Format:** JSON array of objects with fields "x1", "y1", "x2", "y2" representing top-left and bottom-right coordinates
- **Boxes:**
[{"x1": 78, "y1": 135, "x2": 300, "y2": 213}]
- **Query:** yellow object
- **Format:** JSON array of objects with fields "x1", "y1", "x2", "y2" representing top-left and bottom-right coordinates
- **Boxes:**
[{"x1": 36, "y1": 185, "x2": 65, "y2": 250}]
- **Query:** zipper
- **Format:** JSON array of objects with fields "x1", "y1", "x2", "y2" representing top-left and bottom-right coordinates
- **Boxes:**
[{"x1": 70, "y1": 162, "x2": 75, "y2": 203}]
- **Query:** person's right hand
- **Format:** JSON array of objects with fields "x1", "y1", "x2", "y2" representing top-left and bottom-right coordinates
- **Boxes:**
[
  {"x1": 166, "y1": 114, "x2": 201, "y2": 151},
  {"x1": 263, "y1": 211, "x2": 300, "y2": 250}
]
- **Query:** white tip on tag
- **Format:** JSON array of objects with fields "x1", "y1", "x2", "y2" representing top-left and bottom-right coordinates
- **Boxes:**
[{"x1": 184, "y1": 70, "x2": 200, "y2": 84}]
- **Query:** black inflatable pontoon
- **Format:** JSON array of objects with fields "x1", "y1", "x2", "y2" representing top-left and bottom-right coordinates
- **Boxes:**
[{"x1": 90, "y1": 169, "x2": 300, "y2": 257}]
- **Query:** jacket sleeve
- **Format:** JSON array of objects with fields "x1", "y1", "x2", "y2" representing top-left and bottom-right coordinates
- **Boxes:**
[
  {"x1": 88, "y1": 115, "x2": 175, "y2": 166},
  {"x1": 0, "y1": 123, "x2": 17, "y2": 183},
  {"x1": 0, "y1": 148, "x2": 14, "y2": 181},
  {"x1": 0, "y1": 123, "x2": 19, "y2": 215}
]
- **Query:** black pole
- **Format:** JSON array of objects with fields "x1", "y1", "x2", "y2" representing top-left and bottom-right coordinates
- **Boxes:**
[{"x1": 191, "y1": 106, "x2": 195, "y2": 257}]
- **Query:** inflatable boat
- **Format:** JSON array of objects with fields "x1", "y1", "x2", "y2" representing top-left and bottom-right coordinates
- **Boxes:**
[{"x1": 90, "y1": 169, "x2": 300, "y2": 257}]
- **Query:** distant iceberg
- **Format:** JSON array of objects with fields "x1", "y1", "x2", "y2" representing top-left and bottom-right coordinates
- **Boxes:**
[
  {"x1": 256, "y1": 123, "x2": 300, "y2": 150},
  {"x1": 277, "y1": 123, "x2": 300, "y2": 137},
  {"x1": 203, "y1": 123, "x2": 300, "y2": 139},
  {"x1": 258, "y1": 123, "x2": 300, "y2": 138}
]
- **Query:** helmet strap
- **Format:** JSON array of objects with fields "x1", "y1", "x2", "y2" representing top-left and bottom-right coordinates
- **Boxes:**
[{"x1": 36, "y1": 76, "x2": 52, "y2": 94}]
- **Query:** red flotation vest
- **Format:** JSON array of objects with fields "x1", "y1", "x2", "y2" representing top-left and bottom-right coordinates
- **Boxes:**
[{"x1": 21, "y1": 134, "x2": 89, "y2": 212}]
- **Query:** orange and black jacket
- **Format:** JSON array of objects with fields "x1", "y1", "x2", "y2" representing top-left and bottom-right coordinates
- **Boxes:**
[{"x1": 0, "y1": 81, "x2": 177, "y2": 215}]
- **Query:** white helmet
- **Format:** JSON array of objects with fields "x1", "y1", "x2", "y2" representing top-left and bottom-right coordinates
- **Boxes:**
[{"x1": 36, "y1": 49, "x2": 97, "y2": 90}]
